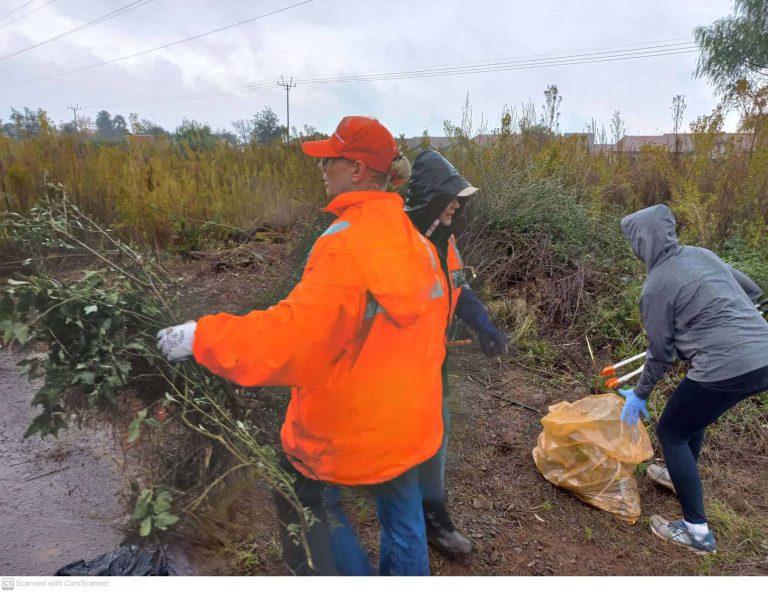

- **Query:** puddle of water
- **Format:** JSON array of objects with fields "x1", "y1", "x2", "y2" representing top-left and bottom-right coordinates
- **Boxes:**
[{"x1": 0, "y1": 351, "x2": 125, "y2": 575}]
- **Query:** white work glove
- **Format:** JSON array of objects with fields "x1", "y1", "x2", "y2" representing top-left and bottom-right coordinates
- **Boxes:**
[{"x1": 156, "y1": 321, "x2": 197, "y2": 362}]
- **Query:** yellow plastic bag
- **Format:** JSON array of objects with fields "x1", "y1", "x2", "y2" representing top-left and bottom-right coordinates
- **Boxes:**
[{"x1": 532, "y1": 393, "x2": 654, "y2": 523}]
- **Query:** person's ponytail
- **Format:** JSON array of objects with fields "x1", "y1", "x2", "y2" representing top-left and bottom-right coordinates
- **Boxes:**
[{"x1": 388, "y1": 153, "x2": 412, "y2": 188}]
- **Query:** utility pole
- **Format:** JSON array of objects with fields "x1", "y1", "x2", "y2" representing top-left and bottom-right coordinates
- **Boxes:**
[
  {"x1": 67, "y1": 103, "x2": 81, "y2": 131},
  {"x1": 277, "y1": 76, "x2": 295, "y2": 142}
]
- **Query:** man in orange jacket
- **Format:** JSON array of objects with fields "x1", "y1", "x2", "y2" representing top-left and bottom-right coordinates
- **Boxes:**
[{"x1": 156, "y1": 116, "x2": 449, "y2": 575}]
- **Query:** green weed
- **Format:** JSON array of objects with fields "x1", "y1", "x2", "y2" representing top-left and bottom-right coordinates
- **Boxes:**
[
  {"x1": 583, "y1": 526, "x2": 594, "y2": 543},
  {"x1": 707, "y1": 498, "x2": 768, "y2": 556}
]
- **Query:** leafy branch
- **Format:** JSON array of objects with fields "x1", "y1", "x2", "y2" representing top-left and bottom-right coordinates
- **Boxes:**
[{"x1": 0, "y1": 185, "x2": 315, "y2": 568}]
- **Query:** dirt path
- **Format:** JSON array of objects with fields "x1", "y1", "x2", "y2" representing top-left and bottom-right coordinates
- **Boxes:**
[
  {"x1": 0, "y1": 351, "x2": 125, "y2": 575},
  {"x1": 424, "y1": 351, "x2": 768, "y2": 576}
]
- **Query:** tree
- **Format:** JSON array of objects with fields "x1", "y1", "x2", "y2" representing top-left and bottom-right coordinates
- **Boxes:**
[
  {"x1": 129, "y1": 113, "x2": 143, "y2": 135},
  {"x1": 128, "y1": 113, "x2": 167, "y2": 136},
  {"x1": 96, "y1": 110, "x2": 115, "y2": 137},
  {"x1": 610, "y1": 110, "x2": 626, "y2": 146},
  {"x1": 112, "y1": 115, "x2": 128, "y2": 137},
  {"x1": 175, "y1": 118, "x2": 215, "y2": 149},
  {"x1": 231, "y1": 107, "x2": 285, "y2": 144},
  {"x1": 585, "y1": 118, "x2": 607, "y2": 146},
  {"x1": 6, "y1": 107, "x2": 53, "y2": 138},
  {"x1": 77, "y1": 116, "x2": 94, "y2": 134},
  {"x1": 231, "y1": 118, "x2": 254, "y2": 144},
  {"x1": 694, "y1": 0, "x2": 768, "y2": 91},
  {"x1": 518, "y1": 100, "x2": 537, "y2": 132},
  {"x1": 95, "y1": 111, "x2": 129, "y2": 139},
  {"x1": 142, "y1": 122, "x2": 168, "y2": 137},
  {"x1": 252, "y1": 106, "x2": 284, "y2": 144},
  {"x1": 59, "y1": 121, "x2": 78, "y2": 134},
  {"x1": 729, "y1": 78, "x2": 768, "y2": 150},
  {"x1": 670, "y1": 94, "x2": 687, "y2": 152},
  {"x1": 213, "y1": 128, "x2": 238, "y2": 145},
  {"x1": 420, "y1": 129, "x2": 431, "y2": 151},
  {"x1": 541, "y1": 84, "x2": 562, "y2": 133},
  {"x1": 293, "y1": 124, "x2": 322, "y2": 140}
]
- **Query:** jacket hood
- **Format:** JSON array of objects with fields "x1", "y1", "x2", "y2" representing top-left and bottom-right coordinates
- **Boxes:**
[
  {"x1": 404, "y1": 150, "x2": 477, "y2": 234},
  {"x1": 620, "y1": 204, "x2": 679, "y2": 270},
  {"x1": 322, "y1": 190, "x2": 403, "y2": 216}
]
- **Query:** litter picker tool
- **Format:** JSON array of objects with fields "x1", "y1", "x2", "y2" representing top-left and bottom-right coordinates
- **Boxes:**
[
  {"x1": 600, "y1": 351, "x2": 646, "y2": 377},
  {"x1": 604, "y1": 364, "x2": 645, "y2": 389}
]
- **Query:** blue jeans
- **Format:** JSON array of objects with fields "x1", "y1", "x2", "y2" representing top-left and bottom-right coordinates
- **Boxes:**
[
  {"x1": 273, "y1": 456, "x2": 429, "y2": 576},
  {"x1": 656, "y1": 365, "x2": 768, "y2": 524},
  {"x1": 326, "y1": 466, "x2": 429, "y2": 576}
]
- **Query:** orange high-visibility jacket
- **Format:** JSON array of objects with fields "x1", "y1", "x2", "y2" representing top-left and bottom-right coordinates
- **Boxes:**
[
  {"x1": 193, "y1": 191, "x2": 449, "y2": 485},
  {"x1": 446, "y1": 234, "x2": 465, "y2": 322}
]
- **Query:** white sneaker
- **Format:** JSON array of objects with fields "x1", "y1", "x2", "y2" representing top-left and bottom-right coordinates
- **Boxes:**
[
  {"x1": 647, "y1": 463, "x2": 675, "y2": 493},
  {"x1": 650, "y1": 515, "x2": 717, "y2": 555}
]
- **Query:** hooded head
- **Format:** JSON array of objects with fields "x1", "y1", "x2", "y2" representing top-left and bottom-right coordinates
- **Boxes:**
[
  {"x1": 405, "y1": 150, "x2": 479, "y2": 237},
  {"x1": 620, "y1": 204, "x2": 679, "y2": 270}
]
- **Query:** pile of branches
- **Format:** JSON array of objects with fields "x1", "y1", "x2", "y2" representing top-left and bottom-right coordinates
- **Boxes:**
[{"x1": 0, "y1": 184, "x2": 314, "y2": 565}]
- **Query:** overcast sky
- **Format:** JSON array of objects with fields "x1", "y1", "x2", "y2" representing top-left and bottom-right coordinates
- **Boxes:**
[{"x1": 0, "y1": 0, "x2": 741, "y2": 138}]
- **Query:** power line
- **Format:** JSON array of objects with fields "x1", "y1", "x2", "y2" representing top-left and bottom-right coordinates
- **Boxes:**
[
  {"x1": 0, "y1": 0, "x2": 314, "y2": 87},
  {"x1": 80, "y1": 40, "x2": 701, "y2": 110},
  {"x1": 0, "y1": 0, "x2": 36, "y2": 23},
  {"x1": 294, "y1": 42, "x2": 699, "y2": 85},
  {"x1": 301, "y1": 47, "x2": 698, "y2": 84},
  {"x1": 0, "y1": 0, "x2": 154, "y2": 62},
  {"x1": 296, "y1": 37, "x2": 697, "y2": 82},
  {"x1": 87, "y1": 43, "x2": 700, "y2": 109},
  {"x1": 0, "y1": 0, "x2": 60, "y2": 31}
]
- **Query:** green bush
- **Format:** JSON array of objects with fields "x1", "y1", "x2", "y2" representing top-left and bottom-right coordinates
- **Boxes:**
[{"x1": 721, "y1": 232, "x2": 768, "y2": 293}]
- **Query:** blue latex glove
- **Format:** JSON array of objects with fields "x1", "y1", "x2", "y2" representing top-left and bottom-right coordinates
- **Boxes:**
[
  {"x1": 455, "y1": 287, "x2": 507, "y2": 357},
  {"x1": 619, "y1": 388, "x2": 650, "y2": 426},
  {"x1": 478, "y1": 325, "x2": 507, "y2": 357}
]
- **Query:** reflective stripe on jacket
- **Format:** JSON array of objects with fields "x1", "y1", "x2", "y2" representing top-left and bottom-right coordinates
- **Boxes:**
[
  {"x1": 446, "y1": 234, "x2": 466, "y2": 322},
  {"x1": 192, "y1": 191, "x2": 449, "y2": 485}
]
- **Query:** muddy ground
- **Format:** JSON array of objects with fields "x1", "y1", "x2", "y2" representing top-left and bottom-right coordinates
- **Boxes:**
[
  {"x1": 0, "y1": 351, "x2": 124, "y2": 575},
  {"x1": 3, "y1": 245, "x2": 768, "y2": 576}
]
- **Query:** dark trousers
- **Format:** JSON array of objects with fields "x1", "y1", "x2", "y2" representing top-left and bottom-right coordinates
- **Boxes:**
[
  {"x1": 656, "y1": 365, "x2": 768, "y2": 524},
  {"x1": 272, "y1": 455, "x2": 338, "y2": 575},
  {"x1": 419, "y1": 360, "x2": 450, "y2": 503}
]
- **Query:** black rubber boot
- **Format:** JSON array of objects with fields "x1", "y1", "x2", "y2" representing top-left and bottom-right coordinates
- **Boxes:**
[{"x1": 422, "y1": 500, "x2": 475, "y2": 559}]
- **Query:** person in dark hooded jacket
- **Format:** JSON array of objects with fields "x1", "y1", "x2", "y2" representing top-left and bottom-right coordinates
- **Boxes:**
[
  {"x1": 618, "y1": 204, "x2": 768, "y2": 555},
  {"x1": 405, "y1": 150, "x2": 507, "y2": 558}
]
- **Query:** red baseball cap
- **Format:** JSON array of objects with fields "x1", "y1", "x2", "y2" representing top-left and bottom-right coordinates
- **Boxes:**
[{"x1": 302, "y1": 116, "x2": 399, "y2": 173}]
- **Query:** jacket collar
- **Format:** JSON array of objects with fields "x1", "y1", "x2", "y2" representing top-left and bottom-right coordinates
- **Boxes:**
[{"x1": 323, "y1": 191, "x2": 404, "y2": 216}]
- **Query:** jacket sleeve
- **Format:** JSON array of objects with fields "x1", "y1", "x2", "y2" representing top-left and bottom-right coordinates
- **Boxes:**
[
  {"x1": 192, "y1": 242, "x2": 364, "y2": 388},
  {"x1": 455, "y1": 287, "x2": 493, "y2": 333},
  {"x1": 634, "y1": 285, "x2": 676, "y2": 399},
  {"x1": 728, "y1": 265, "x2": 764, "y2": 303}
]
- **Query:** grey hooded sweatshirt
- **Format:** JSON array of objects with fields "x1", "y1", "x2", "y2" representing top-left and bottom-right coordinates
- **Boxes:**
[{"x1": 620, "y1": 204, "x2": 768, "y2": 399}]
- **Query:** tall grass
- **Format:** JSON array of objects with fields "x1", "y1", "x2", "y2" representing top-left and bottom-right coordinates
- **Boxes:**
[
  {"x1": 1, "y1": 102, "x2": 766, "y2": 344},
  {"x1": 0, "y1": 132, "x2": 326, "y2": 246}
]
